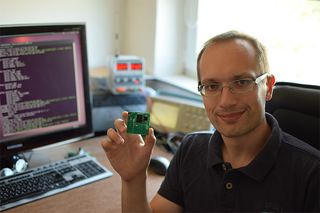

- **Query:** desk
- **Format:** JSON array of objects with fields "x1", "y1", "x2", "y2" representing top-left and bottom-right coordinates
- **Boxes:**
[{"x1": 6, "y1": 136, "x2": 172, "y2": 213}]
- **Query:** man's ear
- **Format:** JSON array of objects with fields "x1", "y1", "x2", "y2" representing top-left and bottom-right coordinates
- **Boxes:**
[{"x1": 266, "y1": 74, "x2": 275, "y2": 101}]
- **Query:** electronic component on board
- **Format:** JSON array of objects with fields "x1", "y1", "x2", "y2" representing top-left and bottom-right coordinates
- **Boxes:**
[{"x1": 127, "y1": 112, "x2": 150, "y2": 135}]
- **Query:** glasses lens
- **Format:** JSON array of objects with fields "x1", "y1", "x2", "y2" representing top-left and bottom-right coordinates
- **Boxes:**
[
  {"x1": 198, "y1": 85, "x2": 204, "y2": 96},
  {"x1": 231, "y1": 79, "x2": 255, "y2": 94},
  {"x1": 202, "y1": 84, "x2": 222, "y2": 96}
]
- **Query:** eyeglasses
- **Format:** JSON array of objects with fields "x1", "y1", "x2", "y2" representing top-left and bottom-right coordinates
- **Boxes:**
[{"x1": 198, "y1": 73, "x2": 269, "y2": 97}]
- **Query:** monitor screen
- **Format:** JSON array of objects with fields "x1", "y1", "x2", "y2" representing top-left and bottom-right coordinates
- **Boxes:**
[
  {"x1": 150, "y1": 101, "x2": 179, "y2": 130},
  {"x1": 0, "y1": 23, "x2": 93, "y2": 166}
]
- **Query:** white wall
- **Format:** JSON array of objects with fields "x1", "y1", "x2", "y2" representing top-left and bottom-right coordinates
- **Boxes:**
[
  {"x1": 0, "y1": 0, "x2": 186, "y2": 76},
  {"x1": 122, "y1": 0, "x2": 157, "y2": 75},
  {"x1": 153, "y1": 0, "x2": 184, "y2": 76},
  {"x1": 0, "y1": 0, "x2": 123, "y2": 70},
  {"x1": 122, "y1": 0, "x2": 185, "y2": 76}
]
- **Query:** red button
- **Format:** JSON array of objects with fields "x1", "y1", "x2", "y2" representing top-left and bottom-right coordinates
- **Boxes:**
[{"x1": 116, "y1": 87, "x2": 126, "y2": 93}]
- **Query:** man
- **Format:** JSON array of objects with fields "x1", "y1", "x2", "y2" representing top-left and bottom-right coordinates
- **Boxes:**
[{"x1": 101, "y1": 31, "x2": 320, "y2": 212}]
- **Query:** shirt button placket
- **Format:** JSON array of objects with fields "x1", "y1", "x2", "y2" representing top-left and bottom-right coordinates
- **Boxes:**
[{"x1": 221, "y1": 171, "x2": 236, "y2": 209}]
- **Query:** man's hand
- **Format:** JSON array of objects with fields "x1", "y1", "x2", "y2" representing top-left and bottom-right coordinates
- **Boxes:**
[{"x1": 100, "y1": 111, "x2": 156, "y2": 181}]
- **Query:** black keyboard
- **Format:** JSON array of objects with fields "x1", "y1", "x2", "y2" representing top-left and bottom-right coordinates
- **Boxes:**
[{"x1": 0, "y1": 154, "x2": 112, "y2": 211}]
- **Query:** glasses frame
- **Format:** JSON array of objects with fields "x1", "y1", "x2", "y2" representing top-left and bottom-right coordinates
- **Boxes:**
[{"x1": 198, "y1": 72, "x2": 269, "y2": 97}]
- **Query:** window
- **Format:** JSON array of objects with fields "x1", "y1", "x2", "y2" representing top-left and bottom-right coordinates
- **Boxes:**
[{"x1": 186, "y1": 0, "x2": 320, "y2": 86}]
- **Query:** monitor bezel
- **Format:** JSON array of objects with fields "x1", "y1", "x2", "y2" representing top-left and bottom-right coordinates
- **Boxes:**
[{"x1": 0, "y1": 23, "x2": 93, "y2": 159}]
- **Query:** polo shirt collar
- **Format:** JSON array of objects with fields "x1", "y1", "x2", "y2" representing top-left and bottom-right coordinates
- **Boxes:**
[
  {"x1": 207, "y1": 113, "x2": 283, "y2": 181},
  {"x1": 240, "y1": 113, "x2": 282, "y2": 181},
  {"x1": 207, "y1": 131, "x2": 224, "y2": 168}
]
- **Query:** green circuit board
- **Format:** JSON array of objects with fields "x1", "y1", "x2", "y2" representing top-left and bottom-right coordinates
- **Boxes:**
[{"x1": 127, "y1": 112, "x2": 150, "y2": 136}]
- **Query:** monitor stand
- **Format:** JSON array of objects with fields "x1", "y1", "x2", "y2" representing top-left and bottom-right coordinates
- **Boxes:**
[{"x1": 27, "y1": 151, "x2": 52, "y2": 169}]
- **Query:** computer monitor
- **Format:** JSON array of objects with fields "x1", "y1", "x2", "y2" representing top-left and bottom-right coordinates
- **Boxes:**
[{"x1": 0, "y1": 23, "x2": 93, "y2": 168}]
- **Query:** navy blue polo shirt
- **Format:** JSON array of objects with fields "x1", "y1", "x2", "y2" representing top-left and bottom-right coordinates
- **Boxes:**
[{"x1": 158, "y1": 113, "x2": 320, "y2": 212}]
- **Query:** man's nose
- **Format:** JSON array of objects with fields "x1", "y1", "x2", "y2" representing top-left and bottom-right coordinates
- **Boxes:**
[{"x1": 218, "y1": 86, "x2": 237, "y2": 108}]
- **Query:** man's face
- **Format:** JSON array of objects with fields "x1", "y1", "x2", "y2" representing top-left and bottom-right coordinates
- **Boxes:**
[{"x1": 199, "y1": 39, "x2": 271, "y2": 138}]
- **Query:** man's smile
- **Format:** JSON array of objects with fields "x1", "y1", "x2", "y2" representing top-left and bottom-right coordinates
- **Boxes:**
[{"x1": 217, "y1": 111, "x2": 245, "y2": 123}]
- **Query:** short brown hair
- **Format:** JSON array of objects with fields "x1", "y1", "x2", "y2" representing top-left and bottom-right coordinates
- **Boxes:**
[{"x1": 197, "y1": 30, "x2": 270, "y2": 81}]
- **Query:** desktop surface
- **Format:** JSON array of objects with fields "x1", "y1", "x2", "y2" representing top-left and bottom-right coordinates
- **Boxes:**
[{"x1": 4, "y1": 136, "x2": 171, "y2": 213}]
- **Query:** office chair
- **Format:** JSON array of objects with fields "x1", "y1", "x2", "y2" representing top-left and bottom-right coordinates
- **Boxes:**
[{"x1": 265, "y1": 82, "x2": 320, "y2": 150}]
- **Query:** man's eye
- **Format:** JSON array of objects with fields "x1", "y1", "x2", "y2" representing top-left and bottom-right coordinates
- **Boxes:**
[
  {"x1": 234, "y1": 79, "x2": 252, "y2": 87},
  {"x1": 205, "y1": 84, "x2": 220, "y2": 91}
]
